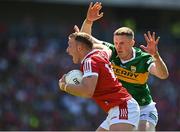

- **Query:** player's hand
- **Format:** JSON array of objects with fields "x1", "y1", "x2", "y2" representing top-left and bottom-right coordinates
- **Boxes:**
[
  {"x1": 140, "y1": 31, "x2": 160, "y2": 56},
  {"x1": 74, "y1": 25, "x2": 80, "y2": 33},
  {"x1": 86, "y1": 2, "x2": 104, "y2": 22},
  {"x1": 59, "y1": 74, "x2": 67, "y2": 91}
]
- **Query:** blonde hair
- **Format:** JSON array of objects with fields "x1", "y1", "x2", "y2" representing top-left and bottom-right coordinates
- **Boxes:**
[{"x1": 114, "y1": 27, "x2": 134, "y2": 39}]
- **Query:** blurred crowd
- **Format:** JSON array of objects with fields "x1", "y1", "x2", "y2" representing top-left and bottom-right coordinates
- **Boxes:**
[{"x1": 0, "y1": 3, "x2": 180, "y2": 131}]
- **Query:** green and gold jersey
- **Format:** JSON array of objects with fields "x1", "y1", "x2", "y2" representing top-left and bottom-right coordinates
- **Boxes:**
[{"x1": 103, "y1": 42, "x2": 154, "y2": 106}]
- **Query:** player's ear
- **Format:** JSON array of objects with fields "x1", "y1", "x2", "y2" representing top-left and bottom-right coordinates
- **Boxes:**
[
  {"x1": 77, "y1": 44, "x2": 83, "y2": 52},
  {"x1": 131, "y1": 39, "x2": 135, "y2": 47}
]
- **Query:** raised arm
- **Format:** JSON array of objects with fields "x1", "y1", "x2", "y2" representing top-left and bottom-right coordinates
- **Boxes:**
[
  {"x1": 140, "y1": 31, "x2": 169, "y2": 79},
  {"x1": 81, "y1": 2, "x2": 103, "y2": 34},
  {"x1": 79, "y1": 2, "x2": 112, "y2": 57}
]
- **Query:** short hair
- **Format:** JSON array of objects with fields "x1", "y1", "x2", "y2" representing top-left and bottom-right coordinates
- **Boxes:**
[
  {"x1": 114, "y1": 27, "x2": 134, "y2": 39},
  {"x1": 69, "y1": 32, "x2": 93, "y2": 49}
]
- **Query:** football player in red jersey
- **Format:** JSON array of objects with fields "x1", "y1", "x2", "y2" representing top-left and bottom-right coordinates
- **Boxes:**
[{"x1": 59, "y1": 32, "x2": 140, "y2": 131}]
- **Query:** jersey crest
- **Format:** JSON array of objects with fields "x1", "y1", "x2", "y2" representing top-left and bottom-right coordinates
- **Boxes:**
[{"x1": 130, "y1": 66, "x2": 136, "y2": 73}]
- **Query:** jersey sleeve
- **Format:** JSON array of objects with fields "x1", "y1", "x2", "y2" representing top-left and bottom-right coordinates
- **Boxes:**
[
  {"x1": 102, "y1": 41, "x2": 117, "y2": 60},
  {"x1": 82, "y1": 58, "x2": 99, "y2": 78},
  {"x1": 145, "y1": 55, "x2": 155, "y2": 72},
  {"x1": 102, "y1": 41, "x2": 114, "y2": 51}
]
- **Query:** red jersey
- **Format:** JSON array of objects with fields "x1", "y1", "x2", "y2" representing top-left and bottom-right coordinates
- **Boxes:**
[{"x1": 81, "y1": 49, "x2": 132, "y2": 112}]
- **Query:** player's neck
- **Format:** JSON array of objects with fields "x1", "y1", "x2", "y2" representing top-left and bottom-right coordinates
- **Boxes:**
[
  {"x1": 80, "y1": 49, "x2": 93, "y2": 62},
  {"x1": 120, "y1": 49, "x2": 133, "y2": 61}
]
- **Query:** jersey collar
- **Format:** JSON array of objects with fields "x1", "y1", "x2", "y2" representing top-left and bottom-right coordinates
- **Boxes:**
[{"x1": 81, "y1": 49, "x2": 99, "y2": 64}]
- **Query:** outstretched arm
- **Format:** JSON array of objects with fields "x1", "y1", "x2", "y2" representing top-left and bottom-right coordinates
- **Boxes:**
[
  {"x1": 81, "y1": 2, "x2": 112, "y2": 56},
  {"x1": 140, "y1": 31, "x2": 169, "y2": 79},
  {"x1": 81, "y1": 2, "x2": 103, "y2": 34}
]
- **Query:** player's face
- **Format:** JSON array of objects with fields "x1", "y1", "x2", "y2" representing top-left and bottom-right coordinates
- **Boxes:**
[
  {"x1": 113, "y1": 35, "x2": 134, "y2": 60},
  {"x1": 66, "y1": 38, "x2": 81, "y2": 64}
]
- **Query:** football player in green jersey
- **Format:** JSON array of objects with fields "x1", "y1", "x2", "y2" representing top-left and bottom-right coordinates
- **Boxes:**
[{"x1": 76, "y1": 2, "x2": 169, "y2": 131}]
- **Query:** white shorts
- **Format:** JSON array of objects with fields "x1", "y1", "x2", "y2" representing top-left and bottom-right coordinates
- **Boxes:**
[
  {"x1": 140, "y1": 101, "x2": 158, "y2": 126},
  {"x1": 100, "y1": 98, "x2": 140, "y2": 130}
]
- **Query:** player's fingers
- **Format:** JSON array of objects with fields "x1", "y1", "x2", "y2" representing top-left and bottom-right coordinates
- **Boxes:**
[
  {"x1": 62, "y1": 74, "x2": 66, "y2": 81},
  {"x1": 88, "y1": 2, "x2": 93, "y2": 11},
  {"x1": 59, "y1": 74, "x2": 66, "y2": 82},
  {"x1": 59, "y1": 79, "x2": 63, "y2": 89},
  {"x1": 147, "y1": 31, "x2": 153, "y2": 40},
  {"x1": 59, "y1": 81, "x2": 65, "y2": 91},
  {"x1": 152, "y1": 32, "x2": 155, "y2": 40},
  {"x1": 140, "y1": 45, "x2": 148, "y2": 52},
  {"x1": 155, "y1": 36, "x2": 160, "y2": 45},
  {"x1": 92, "y1": 2, "x2": 100, "y2": 12},
  {"x1": 96, "y1": 2, "x2": 102, "y2": 9},
  {"x1": 144, "y1": 33, "x2": 150, "y2": 43},
  {"x1": 94, "y1": 2, "x2": 100, "y2": 8},
  {"x1": 96, "y1": 4, "x2": 102, "y2": 11},
  {"x1": 74, "y1": 25, "x2": 79, "y2": 32},
  {"x1": 98, "y1": 12, "x2": 104, "y2": 18}
]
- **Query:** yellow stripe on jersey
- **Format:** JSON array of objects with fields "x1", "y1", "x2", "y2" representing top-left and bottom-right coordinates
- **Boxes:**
[{"x1": 112, "y1": 64, "x2": 149, "y2": 84}]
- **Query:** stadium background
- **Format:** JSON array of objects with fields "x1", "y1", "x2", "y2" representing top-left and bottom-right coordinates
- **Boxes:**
[{"x1": 0, "y1": 0, "x2": 179, "y2": 130}]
